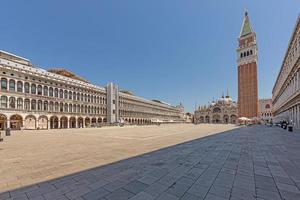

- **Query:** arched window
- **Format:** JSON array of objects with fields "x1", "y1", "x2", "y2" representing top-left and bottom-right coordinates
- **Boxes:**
[
  {"x1": 9, "y1": 80, "x2": 15, "y2": 91},
  {"x1": 37, "y1": 85, "x2": 42, "y2": 95},
  {"x1": 38, "y1": 100, "x2": 42, "y2": 110},
  {"x1": 240, "y1": 53, "x2": 243, "y2": 58},
  {"x1": 73, "y1": 104, "x2": 76, "y2": 113},
  {"x1": 44, "y1": 101, "x2": 48, "y2": 111},
  {"x1": 64, "y1": 103, "x2": 68, "y2": 112},
  {"x1": 55, "y1": 102, "x2": 59, "y2": 112},
  {"x1": 243, "y1": 52, "x2": 246, "y2": 57},
  {"x1": 265, "y1": 104, "x2": 270, "y2": 109},
  {"x1": 84, "y1": 94, "x2": 87, "y2": 102},
  {"x1": 59, "y1": 89, "x2": 63, "y2": 98},
  {"x1": 73, "y1": 92, "x2": 76, "y2": 100},
  {"x1": 17, "y1": 98, "x2": 23, "y2": 109},
  {"x1": 31, "y1": 84, "x2": 36, "y2": 94},
  {"x1": 31, "y1": 99, "x2": 36, "y2": 110},
  {"x1": 24, "y1": 99, "x2": 30, "y2": 110},
  {"x1": 69, "y1": 104, "x2": 72, "y2": 113},
  {"x1": 1, "y1": 96, "x2": 7, "y2": 108},
  {"x1": 250, "y1": 50, "x2": 253, "y2": 55},
  {"x1": 17, "y1": 81, "x2": 23, "y2": 93},
  {"x1": 88, "y1": 95, "x2": 90, "y2": 102},
  {"x1": 69, "y1": 91, "x2": 72, "y2": 100},
  {"x1": 1, "y1": 78, "x2": 7, "y2": 90},
  {"x1": 64, "y1": 90, "x2": 68, "y2": 99},
  {"x1": 77, "y1": 92, "x2": 80, "y2": 101},
  {"x1": 49, "y1": 101, "x2": 54, "y2": 111},
  {"x1": 49, "y1": 87, "x2": 53, "y2": 97},
  {"x1": 247, "y1": 51, "x2": 249, "y2": 56},
  {"x1": 213, "y1": 107, "x2": 221, "y2": 113},
  {"x1": 9, "y1": 97, "x2": 16, "y2": 108},
  {"x1": 43, "y1": 86, "x2": 48, "y2": 96},
  {"x1": 60, "y1": 103, "x2": 63, "y2": 112},
  {"x1": 24, "y1": 82, "x2": 30, "y2": 93},
  {"x1": 54, "y1": 88, "x2": 58, "y2": 97}
]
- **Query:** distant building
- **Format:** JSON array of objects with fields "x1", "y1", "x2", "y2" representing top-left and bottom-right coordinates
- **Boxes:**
[
  {"x1": 194, "y1": 93, "x2": 238, "y2": 124},
  {"x1": 272, "y1": 15, "x2": 300, "y2": 126},
  {"x1": 183, "y1": 112, "x2": 193, "y2": 123},
  {"x1": 237, "y1": 11, "x2": 259, "y2": 118},
  {"x1": 258, "y1": 99, "x2": 273, "y2": 122},
  {"x1": 0, "y1": 50, "x2": 184, "y2": 130}
]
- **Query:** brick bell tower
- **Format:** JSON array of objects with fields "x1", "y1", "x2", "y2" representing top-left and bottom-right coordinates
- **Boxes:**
[{"x1": 237, "y1": 11, "x2": 258, "y2": 118}]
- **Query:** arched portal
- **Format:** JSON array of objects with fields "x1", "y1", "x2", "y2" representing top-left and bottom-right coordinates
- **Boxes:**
[
  {"x1": 85, "y1": 117, "x2": 90, "y2": 127},
  {"x1": 0, "y1": 114, "x2": 7, "y2": 130},
  {"x1": 38, "y1": 116, "x2": 48, "y2": 130},
  {"x1": 60, "y1": 116, "x2": 68, "y2": 129},
  {"x1": 91, "y1": 117, "x2": 97, "y2": 127},
  {"x1": 212, "y1": 114, "x2": 221, "y2": 124},
  {"x1": 24, "y1": 115, "x2": 36, "y2": 130},
  {"x1": 10, "y1": 114, "x2": 23, "y2": 130},
  {"x1": 199, "y1": 116, "x2": 204, "y2": 123},
  {"x1": 69, "y1": 117, "x2": 76, "y2": 128},
  {"x1": 103, "y1": 118, "x2": 107, "y2": 123},
  {"x1": 205, "y1": 116, "x2": 210, "y2": 123},
  {"x1": 230, "y1": 115, "x2": 237, "y2": 124},
  {"x1": 223, "y1": 115, "x2": 229, "y2": 124},
  {"x1": 98, "y1": 118, "x2": 102, "y2": 124},
  {"x1": 50, "y1": 116, "x2": 59, "y2": 129},
  {"x1": 78, "y1": 117, "x2": 84, "y2": 128}
]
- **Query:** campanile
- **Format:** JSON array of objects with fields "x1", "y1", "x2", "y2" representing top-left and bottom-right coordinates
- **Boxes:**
[{"x1": 237, "y1": 11, "x2": 258, "y2": 118}]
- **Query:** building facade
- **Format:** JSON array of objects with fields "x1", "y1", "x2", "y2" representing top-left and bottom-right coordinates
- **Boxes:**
[
  {"x1": 258, "y1": 99, "x2": 273, "y2": 122},
  {"x1": 237, "y1": 12, "x2": 259, "y2": 118},
  {"x1": 272, "y1": 15, "x2": 300, "y2": 126},
  {"x1": 0, "y1": 50, "x2": 184, "y2": 130},
  {"x1": 194, "y1": 94, "x2": 238, "y2": 124}
]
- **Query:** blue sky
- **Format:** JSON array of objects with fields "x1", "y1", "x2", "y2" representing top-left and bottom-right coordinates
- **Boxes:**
[{"x1": 1, "y1": 1, "x2": 299, "y2": 112}]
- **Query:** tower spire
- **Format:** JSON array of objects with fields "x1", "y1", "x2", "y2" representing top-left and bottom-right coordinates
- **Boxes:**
[{"x1": 240, "y1": 11, "x2": 253, "y2": 37}]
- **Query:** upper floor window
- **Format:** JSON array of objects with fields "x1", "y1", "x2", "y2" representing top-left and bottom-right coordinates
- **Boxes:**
[
  {"x1": 43, "y1": 86, "x2": 48, "y2": 96},
  {"x1": 9, "y1": 80, "x2": 15, "y2": 91},
  {"x1": 1, "y1": 78, "x2": 7, "y2": 90},
  {"x1": 31, "y1": 84, "x2": 36, "y2": 94},
  {"x1": 17, "y1": 81, "x2": 23, "y2": 93},
  {"x1": 24, "y1": 82, "x2": 30, "y2": 93},
  {"x1": 37, "y1": 85, "x2": 42, "y2": 95},
  {"x1": 59, "y1": 89, "x2": 63, "y2": 98},
  {"x1": 54, "y1": 88, "x2": 58, "y2": 97},
  {"x1": 49, "y1": 87, "x2": 53, "y2": 97}
]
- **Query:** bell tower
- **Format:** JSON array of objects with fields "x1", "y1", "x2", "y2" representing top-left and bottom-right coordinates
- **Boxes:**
[{"x1": 237, "y1": 11, "x2": 258, "y2": 118}]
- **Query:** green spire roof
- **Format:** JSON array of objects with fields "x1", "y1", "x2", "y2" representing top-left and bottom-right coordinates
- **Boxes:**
[{"x1": 240, "y1": 11, "x2": 253, "y2": 37}]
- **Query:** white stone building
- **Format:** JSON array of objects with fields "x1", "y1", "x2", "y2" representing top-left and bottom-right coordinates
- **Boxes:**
[
  {"x1": 258, "y1": 99, "x2": 273, "y2": 123},
  {"x1": 0, "y1": 50, "x2": 184, "y2": 130},
  {"x1": 272, "y1": 15, "x2": 300, "y2": 126},
  {"x1": 194, "y1": 94, "x2": 238, "y2": 124}
]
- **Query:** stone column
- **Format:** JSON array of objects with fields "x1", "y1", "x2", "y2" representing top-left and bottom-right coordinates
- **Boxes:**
[{"x1": 48, "y1": 120, "x2": 51, "y2": 130}]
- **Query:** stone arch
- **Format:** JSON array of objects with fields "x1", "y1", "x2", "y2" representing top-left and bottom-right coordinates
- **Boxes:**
[
  {"x1": 60, "y1": 116, "x2": 68, "y2": 129},
  {"x1": 0, "y1": 114, "x2": 7, "y2": 130},
  {"x1": 98, "y1": 118, "x2": 102, "y2": 124},
  {"x1": 223, "y1": 115, "x2": 229, "y2": 124},
  {"x1": 91, "y1": 117, "x2": 97, "y2": 126},
  {"x1": 69, "y1": 117, "x2": 76, "y2": 128},
  {"x1": 85, "y1": 117, "x2": 90, "y2": 127},
  {"x1": 38, "y1": 115, "x2": 48, "y2": 130},
  {"x1": 205, "y1": 116, "x2": 210, "y2": 123},
  {"x1": 103, "y1": 118, "x2": 107, "y2": 123},
  {"x1": 10, "y1": 114, "x2": 23, "y2": 130},
  {"x1": 199, "y1": 116, "x2": 204, "y2": 123},
  {"x1": 212, "y1": 114, "x2": 221, "y2": 124},
  {"x1": 24, "y1": 115, "x2": 36, "y2": 130},
  {"x1": 78, "y1": 117, "x2": 84, "y2": 128},
  {"x1": 50, "y1": 116, "x2": 59, "y2": 129},
  {"x1": 230, "y1": 115, "x2": 237, "y2": 124}
]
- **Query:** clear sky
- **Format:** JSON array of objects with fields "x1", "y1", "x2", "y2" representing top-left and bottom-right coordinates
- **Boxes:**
[{"x1": 1, "y1": 1, "x2": 299, "y2": 112}]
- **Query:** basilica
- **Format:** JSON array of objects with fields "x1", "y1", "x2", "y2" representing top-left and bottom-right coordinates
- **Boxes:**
[{"x1": 194, "y1": 93, "x2": 238, "y2": 124}]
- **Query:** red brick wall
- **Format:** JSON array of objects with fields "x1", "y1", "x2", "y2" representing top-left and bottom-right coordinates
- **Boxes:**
[{"x1": 238, "y1": 62, "x2": 258, "y2": 118}]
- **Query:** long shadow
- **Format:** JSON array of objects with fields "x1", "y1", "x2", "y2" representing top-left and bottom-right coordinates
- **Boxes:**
[{"x1": 0, "y1": 126, "x2": 243, "y2": 200}]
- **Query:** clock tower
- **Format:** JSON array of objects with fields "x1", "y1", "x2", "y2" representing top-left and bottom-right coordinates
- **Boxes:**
[{"x1": 237, "y1": 11, "x2": 258, "y2": 118}]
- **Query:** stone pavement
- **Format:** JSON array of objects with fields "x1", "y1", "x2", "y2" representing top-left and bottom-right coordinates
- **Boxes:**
[{"x1": 1, "y1": 125, "x2": 300, "y2": 200}]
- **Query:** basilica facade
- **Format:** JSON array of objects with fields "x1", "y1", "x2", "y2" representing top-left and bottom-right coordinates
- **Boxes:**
[
  {"x1": 0, "y1": 50, "x2": 184, "y2": 130},
  {"x1": 194, "y1": 94, "x2": 238, "y2": 124}
]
